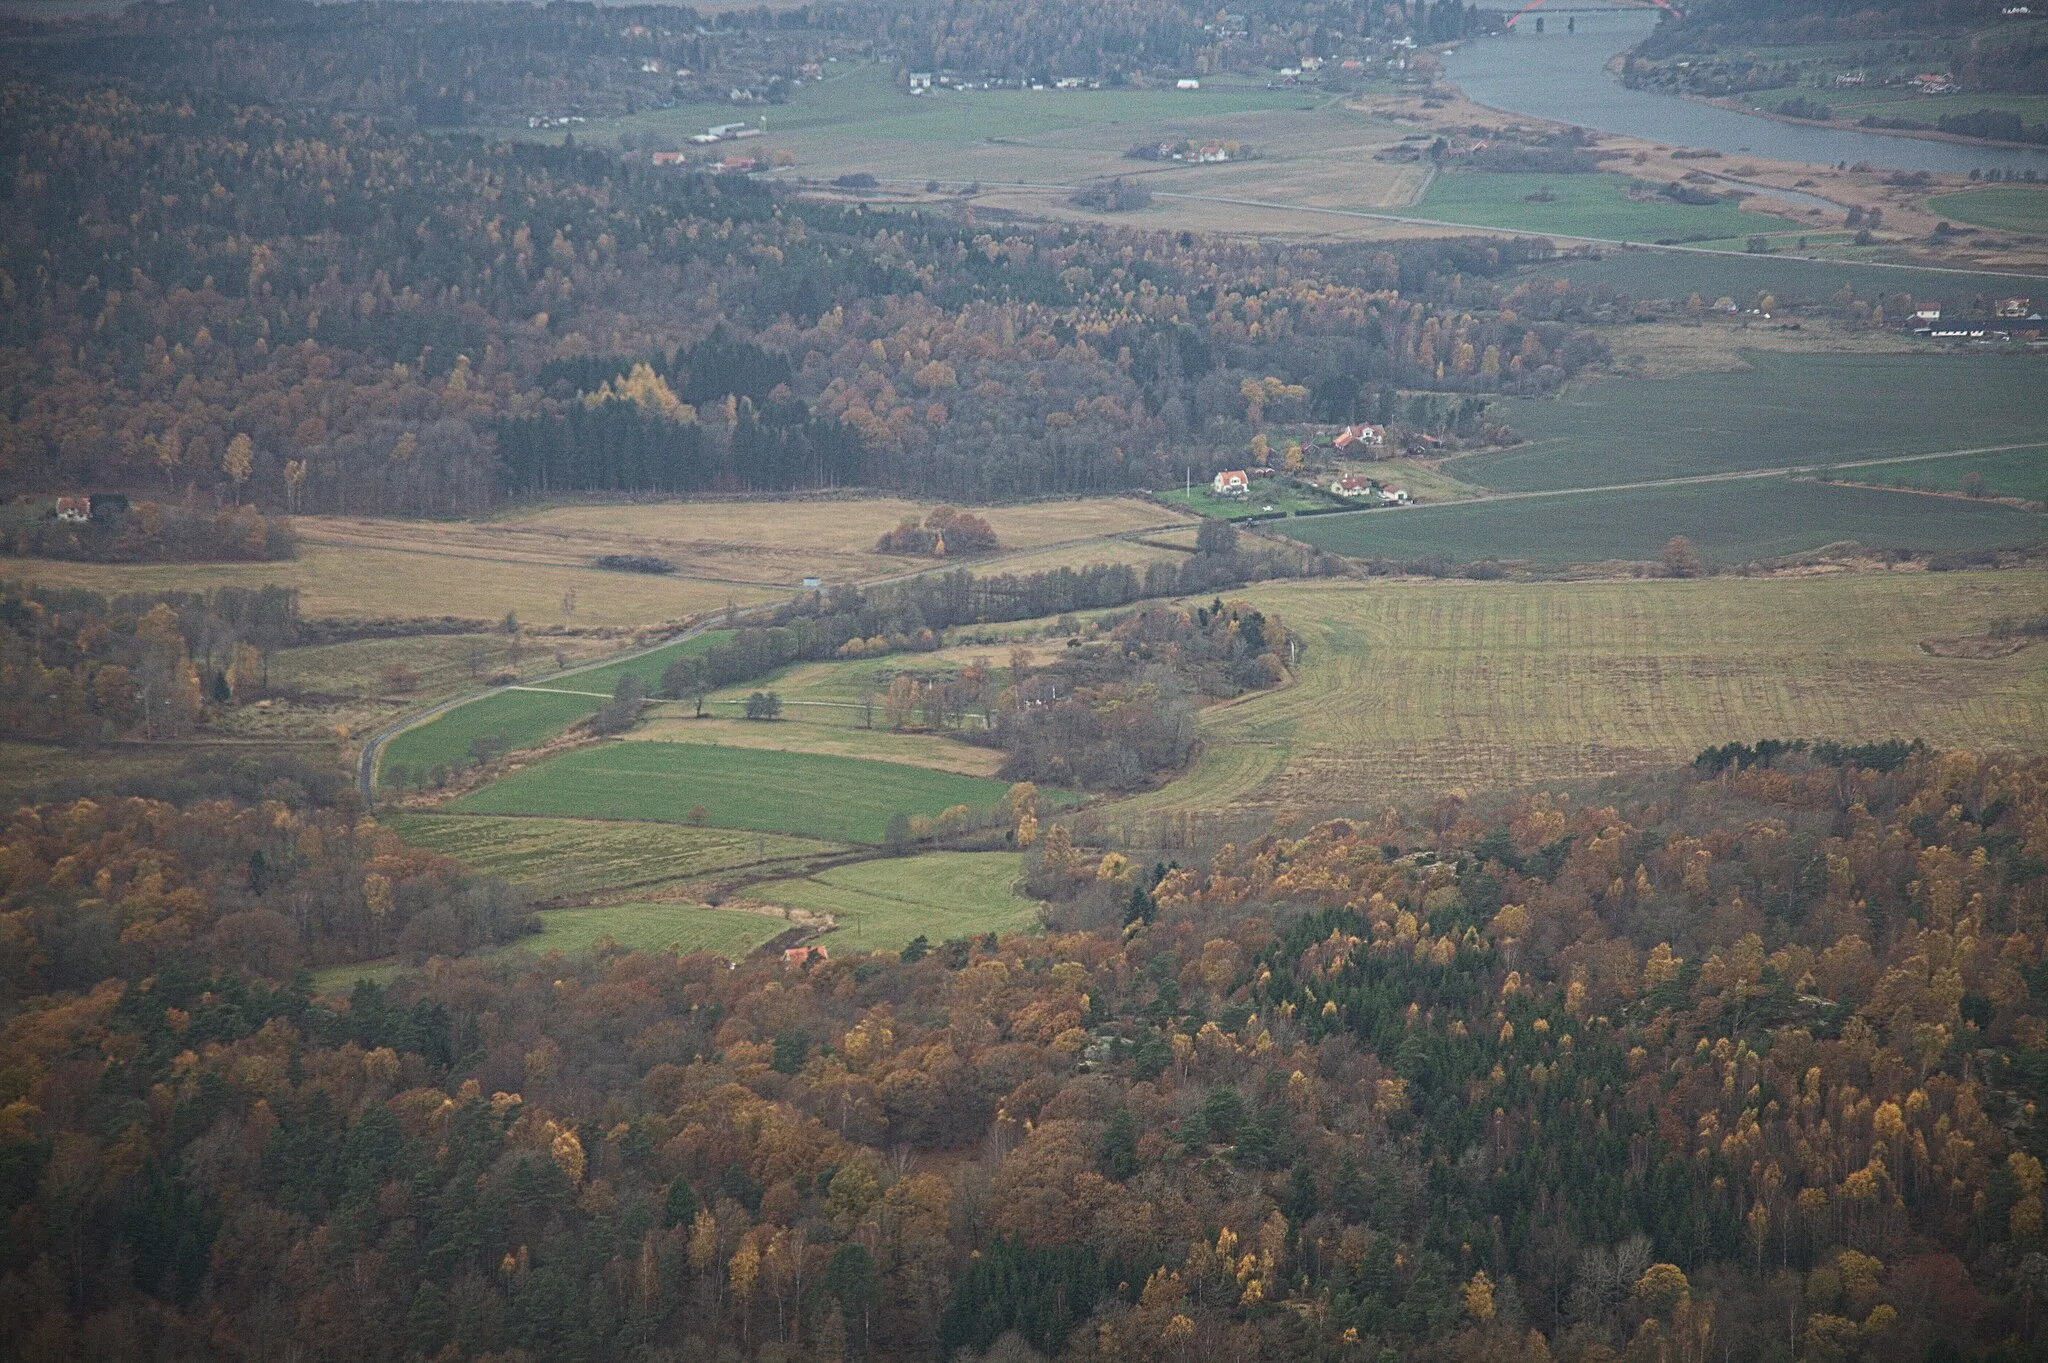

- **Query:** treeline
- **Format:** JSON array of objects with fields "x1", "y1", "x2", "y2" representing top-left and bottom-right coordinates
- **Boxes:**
[
  {"x1": 0, "y1": 71, "x2": 1614, "y2": 510},
  {"x1": 6, "y1": 748, "x2": 2047, "y2": 1358},
  {"x1": 0, "y1": 580, "x2": 299, "y2": 742},
  {"x1": 0, "y1": 498, "x2": 294, "y2": 563}
]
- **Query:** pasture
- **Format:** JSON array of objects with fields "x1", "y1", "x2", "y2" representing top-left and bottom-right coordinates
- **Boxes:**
[
  {"x1": 381, "y1": 812, "x2": 844, "y2": 900},
  {"x1": 1926, "y1": 185, "x2": 2048, "y2": 234},
  {"x1": 1108, "y1": 570, "x2": 2048, "y2": 825},
  {"x1": 1448, "y1": 352, "x2": 2048, "y2": 492},
  {"x1": 449, "y1": 740, "x2": 1024, "y2": 843},
  {"x1": 1418, "y1": 171, "x2": 1798, "y2": 243},
  {"x1": 754, "y1": 852, "x2": 1040, "y2": 952},
  {"x1": 1283, "y1": 477, "x2": 2046, "y2": 565},
  {"x1": 378, "y1": 630, "x2": 734, "y2": 785},
  {"x1": 1527, "y1": 250, "x2": 2034, "y2": 309},
  {"x1": 1848, "y1": 447, "x2": 2048, "y2": 503}
]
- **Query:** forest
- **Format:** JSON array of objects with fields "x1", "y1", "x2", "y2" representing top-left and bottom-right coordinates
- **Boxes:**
[
  {"x1": 0, "y1": 10, "x2": 1615, "y2": 519},
  {"x1": 2, "y1": 745, "x2": 2045, "y2": 1360}
]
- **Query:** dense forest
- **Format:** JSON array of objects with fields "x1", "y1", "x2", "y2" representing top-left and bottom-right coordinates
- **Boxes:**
[
  {"x1": 0, "y1": 3, "x2": 1616, "y2": 517},
  {"x1": 3, "y1": 746, "x2": 2046, "y2": 1359}
]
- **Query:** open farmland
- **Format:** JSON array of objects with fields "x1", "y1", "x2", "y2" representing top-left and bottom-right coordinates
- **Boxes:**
[
  {"x1": 381, "y1": 812, "x2": 843, "y2": 900},
  {"x1": 1925, "y1": 185, "x2": 2048, "y2": 234},
  {"x1": 450, "y1": 741, "x2": 1025, "y2": 843},
  {"x1": 378, "y1": 631, "x2": 733, "y2": 785},
  {"x1": 1105, "y1": 570, "x2": 2048, "y2": 829},
  {"x1": 753, "y1": 852, "x2": 1039, "y2": 952},
  {"x1": 1283, "y1": 477, "x2": 2047, "y2": 565},
  {"x1": 493, "y1": 901, "x2": 793, "y2": 960},
  {"x1": 1449, "y1": 352, "x2": 2048, "y2": 492},
  {"x1": 1527, "y1": 250, "x2": 2037, "y2": 309},
  {"x1": 1846, "y1": 448, "x2": 2048, "y2": 504},
  {"x1": 1418, "y1": 170, "x2": 1800, "y2": 243}
]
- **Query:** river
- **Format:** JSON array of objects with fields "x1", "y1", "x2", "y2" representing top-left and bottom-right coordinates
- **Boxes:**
[{"x1": 1443, "y1": 9, "x2": 2048, "y2": 178}]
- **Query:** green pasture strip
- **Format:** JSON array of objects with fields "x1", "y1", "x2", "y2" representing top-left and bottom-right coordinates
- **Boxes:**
[
  {"x1": 1842, "y1": 446, "x2": 2048, "y2": 503},
  {"x1": 1927, "y1": 186, "x2": 2048, "y2": 235},
  {"x1": 449, "y1": 741, "x2": 1024, "y2": 844},
  {"x1": 1448, "y1": 352, "x2": 2048, "y2": 493},
  {"x1": 1284, "y1": 476, "x2": 2047, "y2": 566},
  {"x1": 1419, "y1": 170, "x2": 1794, "y2": 243},
  {"x1": 754, "y1": 851, "x2": 1039, "y2": 952},
  {"x1": 379, "y1": 630, "x2": 733, "y2": 786},
  {"x1": 1527, "y1": 251, "x2": 2036, "y2": 308}
]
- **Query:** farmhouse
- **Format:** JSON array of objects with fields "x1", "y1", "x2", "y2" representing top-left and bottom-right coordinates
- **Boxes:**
[
  {"x1": 1198, "y1": 144, "x2": 1229, "y2": 163},
  {"x1": 785, "y1": 945, "x2": 829, "y2": 967},
  {"x1": 908, "y1": 72, "x2": 933, "y2": 92},
  {"x1": 651, "y1": 150, "x2": 688, "y2": 167},
  {"x1": 1211, "y1": 469, "x2": 1250, "y2": 497},
  {"x1": 54, "y1": 496, "x2": 91, "y2": 523},
  {"x1": 1331, "y1": 475, "x2": 1376, "y2": 497},
  {"x1": 1332, "y1": 423, "x2": 1387, "y2": 453}
]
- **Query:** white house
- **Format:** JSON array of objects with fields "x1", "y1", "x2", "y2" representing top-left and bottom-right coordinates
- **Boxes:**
[{"x1": 1211, "y1": 469, "x2": 1250, "y2": 497}]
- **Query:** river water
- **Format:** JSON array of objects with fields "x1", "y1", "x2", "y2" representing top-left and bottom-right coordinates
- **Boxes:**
[{"x1": 1443, "y1": 9, "x2": 2048, "y2": 178}]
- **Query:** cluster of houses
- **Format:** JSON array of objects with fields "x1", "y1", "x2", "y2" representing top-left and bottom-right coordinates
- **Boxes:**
[
  {"x1": 1909, "y1": 300, "x2": 2043, "y2": 342},
  {"x1": 1204, "y1": 422, "x2": 1410, "y2": 507}
]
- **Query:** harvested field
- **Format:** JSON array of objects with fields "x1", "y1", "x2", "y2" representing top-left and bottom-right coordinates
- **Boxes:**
[
  {"x1": 754, "y1": 851, "x2": 1040, "y2": 952},
  {"x1": 1107, "y1": 571, "x2": 2048, "y2": 828}
]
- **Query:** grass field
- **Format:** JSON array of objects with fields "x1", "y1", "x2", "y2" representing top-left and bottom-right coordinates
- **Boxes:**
[
  {"x1": 378, "y1": 631, "x2": 734, "y2": 785},
  {"x1": 1284, "y1": 477, "x2": 2046, "y2": 565},
  {"x1": 1419, "y1": 171, "x2": 1797, "y2": 243},
  {"x1": 1105, "y1": 571, "x2": 2048, "y2": 825},
  {"x1": 1847, "y1": 447, "x2": 2048, "y2": 503},
  {"x1": 1528, "y1": 251, "x2": 2035, "y2": 309},
  {"x1": 381, "y1": 811, "x2": 844, "y2": 899},
  {"x1": 754, "y1": 852, "x2": 1039, "y2": 951},
  {"x1": 1157, "y1": 479, "x2": 1337, "y2": 518},
  {"x1": 1448, "y1": 352, "x2": 2048, "y2": 492},
  {"x1": 450, "y1": 741, "x2": 1025, "y2": 843},
  {"x1": 1926, "y1": 186, "x2": 2048, "y2": 234},
  {"x1": 497, "y1": 901, "x2": 792, "y2": 959}
]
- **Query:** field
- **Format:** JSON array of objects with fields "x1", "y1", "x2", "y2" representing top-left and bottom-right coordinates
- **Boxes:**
[
  {"x1": 378, "y1": 631, "x2": 733, "y2": 784},
  {"x1": 492, "y1": 901, "x2": 793, "y2": 959},
  {"x1": 1448, "y1": 352, "x2": 2048, "y2": 492},
  {"x1": 1926, "y1": 185, "x2": 2048, "y2": 234},
  {"x1": 1849, "y1": 447, "x2": 2048, "y2": 503},
  {"x1": 753, "y1": 852, "x2": 1039, "y2": 951},
  {"x1": 1157, "y1": 479, "x2": 1338, "y2": 518},
  {"x1": 1284, "y1": 476, "x2": 2046, "y2": 565},
  {"x1": 450, "y1": 740, "x2": 1025, "y2": 843},
  {"x1": 381, "y1": 811, "x2": 844, "y2": 900},
  {"x1": 1527, "y1": 250, "x2": 2037, "y2": 309},
  {"x1": 1104, "y1": 570, "x2": 2048, "y2": 827},
  {"x1": 1418, "y1": 171, "x2": 1799, "y2": 243}
]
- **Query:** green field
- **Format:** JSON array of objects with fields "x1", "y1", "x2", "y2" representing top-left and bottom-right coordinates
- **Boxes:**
[
  {"x1": 450, "y1": 741, "x2": 1024, "y2": 843},
  {"x1": 1284, "y1": 476, "x2": 2045, "y2": 565},
  {"x1": 1157, "y1": 479, "x2": 1336, "y2": 519},
  {"x1": 1844, "y1": 447, "x2": 2048, "y2": 503},
  {"x1": 497, "y1": 901, "x2": 790, "y2": 959},
  {"x1": 1449, "y1": 353, "x2": 2048, "y2": 493},
  {"x1": 1927, "y1": 186, "x2": 2048, "y2": 234},
  {"x1": 1103, "y1": 571, "x2": 2048, "y2": 824},
  {"x1": 754, "y1": 852, "x2": 1040, "y2": 952},
  {"x1": 1419, "y1": 171, "x2": 1795, "y2": 243},
  {"x1": 382, "y1": 812, "x2": 844, "y2": 899},
  {"x1": 1528, "y1": 251, "x2": 2033, "y2": 309},
  {"x1": 379, "y1": 630, "x2": 732, "y2": 786}
]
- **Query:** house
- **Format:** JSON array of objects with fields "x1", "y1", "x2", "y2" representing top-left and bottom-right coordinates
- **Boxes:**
[
  {"x1": 907, "y1": 72, "x2": 933, "y2": 92},
  {"x1": 1249, "y1": 465, "x2": 1278, "y2": 478},
  {"x1": 1330, "y1": 475, "x2": 1376, "y2": 497},
  {"x1": 1379, "y1": 488, "x2": 1410, "y2": 504},
  {"x1": 718, "y1": 155, "x2": 757, "y2": 174},
  {"x1": 641, "y1": 59, "x2": 664, "y2": 74},
  {"x1": 785, "y1": 945, "x2": 829, "y2": 967},
  {"x1": 1198, "y1": 144, "x2": 1228, "y2": 163},
  {"x1": 1211, "y1": 469, "x2": 1250, "y2": 497},
  {"x1": 54, "y1": 496, "x2": 91, "y2": 523},
  {"x1": 1912, "y1": 307, "x2": 1942, "y2": 332},
  {"x1": 801, "y1": 576, "x2": 822, "y2": 589},
  {"x1": 1176, "y1": 78, "x2": 1201, "y2": 90},
  {"x1": 1331, "y1": 423, "x2": 1387, "y2": 452},
  {"x1": 651, "y1": 150, "x2": 688, "y2": 167},
  {"x1": 1996, "y1": 297, "x2": 2032, "y2": 318}
]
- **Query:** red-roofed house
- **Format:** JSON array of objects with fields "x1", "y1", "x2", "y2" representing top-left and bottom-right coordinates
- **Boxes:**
[
  {"x1": 1332, "y1": 423, "x2": 1387, "y2": 453},
  {"x1": 54, "y1": 496, "x2": 91, "y2": 523},
  {"x1": 785, "y1": 945, "x2": 829, "y2": 967},
  {"x1": 1211, "y1": 469, "x2": 1250, "y2": 497}
]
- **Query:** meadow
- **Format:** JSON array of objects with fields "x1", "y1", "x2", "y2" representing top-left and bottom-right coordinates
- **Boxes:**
[
  {"x1": 1417, "y1": 171, "x2": 1798, "y2": 243},
  {"x1": 449, "y1": 740, "x2": 1025, "y2": 844},
  {"x1": 489, "y1": 901, "x2": 791, "y2": 960},
  {"x1": 1847, "y1": 447, "x2": 2048, "y2": 503},
  {"x1": 378, "y1": 630, "x2": 734, "y2": 785},
  {"x1": 1925, "y1": 185, "x2": 2048, "y2": 234},
  {"x1": 1283, "y1": 476, "x2": 2046, "y2": 565},
  {"x1": 1156, "y1": 479, "x2": 1338, "y2": 518},
  {"x1": 752, "y1": 852, "x2": 1039, "y2": 952},
  {"x1": 380, "y1": 811, "x2": 843, "y2": 900},
  {"x1": 1448, "y1": 352, "x2": 2048, "y2": 492},
  {"x1": 1527, "y1": 250, "x2": 2034, "y2": 309},
  {"x1": 1106, "y1": 570, "x2": 2048, "y2": 827}
]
